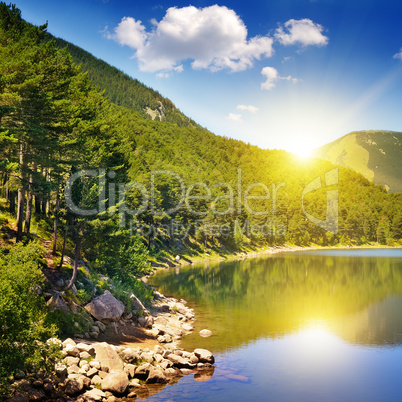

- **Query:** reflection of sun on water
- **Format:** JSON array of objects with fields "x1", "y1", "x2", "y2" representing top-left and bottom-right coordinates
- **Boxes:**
[{"x1": 298, "y1": 323, "x2": 338, "y2": 354}]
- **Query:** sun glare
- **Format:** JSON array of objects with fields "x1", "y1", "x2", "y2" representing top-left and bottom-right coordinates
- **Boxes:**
[{"x1": 290, "y1": 143, "x2": 314, "y2": 158}]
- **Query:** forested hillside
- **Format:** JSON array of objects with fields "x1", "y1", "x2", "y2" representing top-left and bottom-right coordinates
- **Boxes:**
[
  {"x1": 314, "y1": 130, "x2": 402, "y2": 192},
  {"x1": 47, "y1": 34, "x2": 199, "y2": 127}
]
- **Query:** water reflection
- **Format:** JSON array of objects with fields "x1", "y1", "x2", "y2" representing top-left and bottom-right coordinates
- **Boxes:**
[{"x1": 149, "y1": 250, "x2": 402, "y2": 352}]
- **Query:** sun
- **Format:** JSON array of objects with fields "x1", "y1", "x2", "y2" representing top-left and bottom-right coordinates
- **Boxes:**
[{"x1": 289, "y1": 142, "x2": 314, "y2": 158}]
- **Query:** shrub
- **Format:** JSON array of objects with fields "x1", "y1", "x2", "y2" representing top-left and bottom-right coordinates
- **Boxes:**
[{"x1": 0, "y1": 242, "x2": 58, "y2": 391}]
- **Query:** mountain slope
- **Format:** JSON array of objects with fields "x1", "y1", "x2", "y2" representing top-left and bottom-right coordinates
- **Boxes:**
[
  {"x1": 46, "y1": 34, "x2": 198, "y2": 128},
  {"x1": 314, "y1": 130, "x2": 402, "y2": 192}
]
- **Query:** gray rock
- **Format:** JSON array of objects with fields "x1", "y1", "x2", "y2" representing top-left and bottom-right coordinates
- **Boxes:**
[
  {"x1": 62, "y1": 338, "x2": 77, "y2": 348},
  {"x1": 64, "y1": 355, "x2": 77, "y2": 366},
  {"x1": 138, "y1": 316, "x2": 154, "y2": 328},
  {"x1": 67, "y1": 365, "x2": 80, "y2": 375},
  {"x1": 167, "y1": 354, "x2": 194, "y2": 369},
  {"x1": 89, "y1": 360, "x2": 101, "y2": 370},
  {"x1": 141, "y1": 352, "x2": 154, "y2": 363},
  {"x1": 199, "y1": 329, "x2": 213, "y2": 337},
  {"x1": 91, "y1": 375, "x2": 102, "y2": 386},
  {"x1": 101, "y1": 370, "x2": 129, "y2": 394},
  {"x1": 79, "y1": 388, "x2": 106, "y2": 401},
  {"x1": 55, "y1": 363, "x2": 67, "y2": 377},
  {"x1": 146, "y1": 366, "x2": 167, "y2": 384},
  {"x1": 65, "y1": 376, "x2": 85, "y2": 395},
  {"x1": 95, "y1": 321, "x2": 106, "y2": 332},
  {"x1": 79, "y1": 351, "x2": 91, "y2": 360},
  {"x1": 84, "y1": 291, "x2": 125, "y2": 323},
  {"x1": 86, "y1": 367, "x2": 98, "y2": 377},
  {"x1": 134, "y1": 363, "x2": 152, "y2": 380},
  {"x1": 47, "y1": 293, "x2": 69, "y2": 312},
  {"x1": 120, "y1": 348, "x2": 140, "y2": 363},
  {"x1": 93, "y1": 342, "x2": 124, "y2": 372},
  {"x1": 154, "y1": 345, "x2": 164, "y2": 354},
  {"x1": 129, "y1": 293, "x2": 146, "y2": 312},
  {"x1": 125, "y1": 364, "x2": 136, "y2": 378},
  {"x1": 65, "y1": 343, "x2": 80, "y2": 357},
  {"x1": 76, "y1": 343, "x2": 95, "y2": 355},
  {"x1": 194, "y1": 348, "x2": 215, "y2": 364},
  {"x1": 154, "y1": 316, "x2": 168, "y2": 326}
]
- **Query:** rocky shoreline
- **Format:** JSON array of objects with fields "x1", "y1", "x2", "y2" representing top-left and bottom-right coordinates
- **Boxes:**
[{"x1": 8, "y1": 290, "x2": 215, "y2": 401}]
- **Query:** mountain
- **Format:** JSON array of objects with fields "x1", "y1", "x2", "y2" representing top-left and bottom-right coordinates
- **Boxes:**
[
  {"x1": 46, "y1": 34, "x2": 198, "y2": 128},
  {"x1": 314, "y1": 130, "x2": 402, "y2": 192}
]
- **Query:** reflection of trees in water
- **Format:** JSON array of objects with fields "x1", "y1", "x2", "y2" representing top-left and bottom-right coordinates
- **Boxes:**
[{"x1": 150, "y1": 254, "x2": 402, "y2": 350}]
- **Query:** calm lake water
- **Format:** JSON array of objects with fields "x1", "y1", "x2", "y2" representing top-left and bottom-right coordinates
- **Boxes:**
[{"x1": 147, "y1": 249, "x2": 402, "y2": 401}]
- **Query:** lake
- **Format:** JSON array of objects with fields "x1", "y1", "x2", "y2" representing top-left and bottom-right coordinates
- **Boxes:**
[{"x1": 147, "y1": 249, "x2": 402, "y2": 401}]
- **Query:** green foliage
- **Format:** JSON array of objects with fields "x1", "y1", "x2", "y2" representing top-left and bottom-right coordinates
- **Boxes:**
[
  {"x1": 45, "y1": 310, "x2": 91, "y2": 337},
  {"x1": 110, "y1": 277, "x2": 154, "y2": 311},
  {"x1": 0, "y1": 242, "x2": 57, "y2": 387}
]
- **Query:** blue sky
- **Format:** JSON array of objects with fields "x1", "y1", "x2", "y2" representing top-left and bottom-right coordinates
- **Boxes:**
[{"x1": 13, "y1": 0, "x2": 402, "y2": 155}]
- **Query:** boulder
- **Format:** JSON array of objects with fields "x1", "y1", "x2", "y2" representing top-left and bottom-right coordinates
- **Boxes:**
[
  {"x1": 47, "y1": 293, "x2": 69, "y2": 313},
  {"x1": 101, "y1": 370, "x2": 129, "y2": 395},
  {"x1": 138, "y1": 316, "x2": 154, "y2": 328},
  {"x1": 84, "y1": 291, "x2": 125, "y2": 323},
  {"x1": 182, "y1": 324, "x2": 194, "y2": 331},
  {"x1": 65, "y1": 376, "x2": 85, "y2": 395},
  {"x1": 86, "y1": 367, "x2": 98, "y2": 378},
  {"x1": 55, "y1": 363, "x2": 67, "y2": 377},
  {"x1": 129, "y1": 293, "x2": 146, "y2": 312},
  {"x1": 65, "y1": 356, "x2": 80, "y2": 367},
  {"x1": 91, "y1": 375, "x2": 102, "y2": 386},
  {"x1": 199, "y1": 329, "x2": 213, "y2": 337},
  {"x1": 167, "y1": 354, "x2": 194, "y2": 369},
  {"x1": 95, "y1": 321, "x2": 106, "y2": 332},
  {"x1": 76, "y1": 343, "x2": 95, "y2": 355},
  {"x1": 78, "y1": 388, "x2": 106, "y2": 401},
  {"x1": 141, "y1": 352, "x2": 154, "y2": 364},
  {"x1": 194, "y1": 349, "x2": 215, "y2": 364},
  {"x1": 154, "y1": 316, "x2": 168, "y2": 326},
  {"x1": 93, "y1": 342, "x2": 124, "y2": 372},
  {"x1": 124, "y1": 364, "x2": 136, "y2": 378},
  {"x1": 146, "y1": 366, "x2": 167, "y2": 384},
  {"x1": 120, "y1": 348, "x2": 140, "y2": 363},
  {"x1": 134, "y1": 363, "x2": 152, "y2": 380},
  {"x1": 65, "y1": 343, "x2": 80, "y2": 357},
  {"x1": 62, "y1": 338, "x2": 76, "y2": 348}
]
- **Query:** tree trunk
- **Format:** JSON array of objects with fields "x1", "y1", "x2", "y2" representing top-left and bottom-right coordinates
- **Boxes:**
[
  {"x1": 35, "y1": 195, "x2": 41, "y2": 214},
  {"x1": 65, "y1": 228, "x2": 81, "y2": 290},
  {"x1": 59, "y1": 223, "x2": 68, "y2": 269},
  {"x1": 52, "y1": 188, "x2": 59, "y2": 255},
  {"x1": 16, "y1": 187, "x2": 25, "y2": 241},
  {"x1": 24, "y1": 164, "x2": 33, "y2": 234},
  {"x1": 16, "y1": 143, "x2": 26, "y2": 242},
  {"x1": 9, "y1": 191, "x2": 16, "y2": 214}
]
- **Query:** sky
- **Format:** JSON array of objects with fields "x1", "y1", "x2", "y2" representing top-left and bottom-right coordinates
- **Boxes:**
[{"x1": 12, "y1": 0, "x2": 402, "y2": 155}]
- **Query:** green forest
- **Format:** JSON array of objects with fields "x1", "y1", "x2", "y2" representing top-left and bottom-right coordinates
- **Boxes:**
[{"x1": 0, "y1": 2, "x2": 401, "y2": 391}]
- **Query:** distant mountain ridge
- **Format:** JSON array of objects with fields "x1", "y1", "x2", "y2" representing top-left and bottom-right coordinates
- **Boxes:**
[
  {"x1": 314, "y1": 130, "x2": 402, "y2": 192},
  {"x1": 46, "y1": 34, "x2": 198, "y2": 128}
]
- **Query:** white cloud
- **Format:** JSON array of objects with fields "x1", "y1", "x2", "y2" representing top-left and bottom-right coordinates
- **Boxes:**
[
  {"x1": 393, "y1": 48, "x2": 402, "y2": 60},
  {"x1": 237, "y1": 104, "x2": 259, "y2": 114},
  {"x1": 109, "y1": 16, "x2": 147, "y2": 49},
  {"x1": 275, "y1": 19, "x2": 328, "y2": 47},
  {"x1": 261, "y1": 67, "x2": 299, "y2": 90},
  {"x1": 108, "y1": 5, "x2": 274, "y2": 73},
  {"x1": 227, "y1": 113, "x2": 244, "y2": 123}
]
